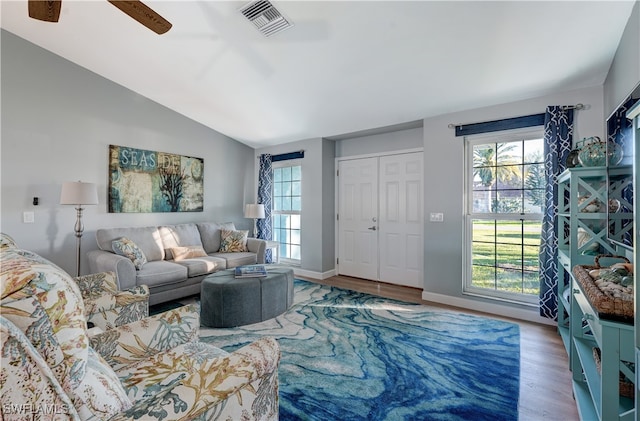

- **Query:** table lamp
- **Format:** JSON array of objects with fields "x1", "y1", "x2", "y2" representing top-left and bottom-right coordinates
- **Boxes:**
[{"x1": 244, "y1": 203, "x2": 265, "y2": 238}]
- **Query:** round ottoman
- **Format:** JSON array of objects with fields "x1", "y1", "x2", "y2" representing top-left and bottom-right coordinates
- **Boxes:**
[{"x1": 200, "y1": 267, "x2": 294, "y2": 328}]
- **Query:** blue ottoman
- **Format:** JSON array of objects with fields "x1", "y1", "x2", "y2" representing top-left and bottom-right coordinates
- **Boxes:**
[{"x1": 201, "y1": 267, "x2": 294, "y2": 328}]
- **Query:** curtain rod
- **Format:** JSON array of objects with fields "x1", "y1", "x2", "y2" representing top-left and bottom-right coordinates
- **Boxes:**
[
  {"x1": 447, "y1": 103, "x2": 585, "y2": 129},
  {"x1": 256, "y1": 150, "x2": 305, "y2": 158}
]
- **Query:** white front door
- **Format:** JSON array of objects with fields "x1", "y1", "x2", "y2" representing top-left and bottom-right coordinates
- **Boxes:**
[
  {"x1": 337, "y1": 152, "x2": 424, "y2": 287},
  {"x1": 378, "y1": 153, "x2": 423, "y2": 288},
  {"x1": 337, "y1": 157, "x2": 379, "y2": 280}
]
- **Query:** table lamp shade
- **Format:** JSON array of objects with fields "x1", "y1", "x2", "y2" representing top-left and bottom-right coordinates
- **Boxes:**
[
  {"x1": 60, "y1": 182, "x2": 99, "y2": 205},
  {"x1": 244, "y1": 204, "x2": 265, "y2": 219}
]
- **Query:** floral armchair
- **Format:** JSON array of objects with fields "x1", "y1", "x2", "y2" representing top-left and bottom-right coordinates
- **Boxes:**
[{"x1": 0, "y1": 233, "x2": 280, "y2": 420}]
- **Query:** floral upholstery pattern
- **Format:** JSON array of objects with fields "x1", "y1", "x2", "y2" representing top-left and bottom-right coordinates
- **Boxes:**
[
  {"x1": 0, "y1": 233, "x2": 281, "y2": 421},
  {"x1": 0, "y1": 242, "x2": 132, "y2": 420},
  {"x1": 0, "y1": 315, "x2": 81, "y2": 420},
  {"x1": 219, "y1": 229, "x2": 249, "y2": 252},
  {"x1": 75, "y1": 271, "x2": 149, "y2": 330},
  {"x1": 0, "y1": 232, "x2": 18, "y2": 250}
]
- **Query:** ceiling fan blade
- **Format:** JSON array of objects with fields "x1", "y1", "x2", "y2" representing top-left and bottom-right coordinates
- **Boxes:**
[
  {"x1": 107, "y1": 0, "x2": 172, "y2": 34},
  {"x1": 28, "y1": 0, "x2": 61, "y2": 22}
]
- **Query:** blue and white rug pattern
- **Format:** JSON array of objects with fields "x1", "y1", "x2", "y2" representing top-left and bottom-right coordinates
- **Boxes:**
[{"x1": 200, "y1": 280, "x2": 520, "y2": 421}]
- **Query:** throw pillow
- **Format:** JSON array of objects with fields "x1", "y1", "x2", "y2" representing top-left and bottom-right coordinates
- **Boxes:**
[
  {"x1": 72, "y1": 347, "x2": 132, "y2": 419},
  {"x1": 219, "y1": 229, "x2": 249, "y2": 253},
  {"x1": 170, "y1": 245, "x2": 208, "y2": 261},
  {"x1": 112, "y1": 237, "x2": 147, "y2": 270}
]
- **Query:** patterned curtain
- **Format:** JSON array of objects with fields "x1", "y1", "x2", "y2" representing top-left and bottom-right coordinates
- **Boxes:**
[
  {"x1": 608, "y1": 97, "x2": 637, "y2": 147},
  {"x1": 539, "y1": 106, "x2": 574, "y2": 320},
  {"x1": 257, "y1": 154, "x2": 273, "y2": 263}
]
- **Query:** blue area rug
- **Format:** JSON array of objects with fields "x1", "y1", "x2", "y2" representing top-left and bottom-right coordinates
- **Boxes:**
[{"x1": 200, "y1": 280, "x2": 520, "y2": 421}]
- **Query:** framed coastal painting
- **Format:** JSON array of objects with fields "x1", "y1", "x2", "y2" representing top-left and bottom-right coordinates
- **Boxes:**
[{"x1": 108, "y1": 145, "x2": 204, "y2": 213}]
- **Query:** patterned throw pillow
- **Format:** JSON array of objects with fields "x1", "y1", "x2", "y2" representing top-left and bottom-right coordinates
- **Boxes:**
[
  {"x1": 219, "y1": 229, "x2": 249, "y2": 253},
  {"x1": 170, "y1": 245, "x2": 208, "y2": 261},
  {"x1": 112, "y1": 237, "x2": 147, "y2": 270}
]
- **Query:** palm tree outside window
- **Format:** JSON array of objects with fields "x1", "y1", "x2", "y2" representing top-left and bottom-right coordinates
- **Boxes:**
[{"x1": 465, "y1": 128, "x2": 545, "y2": 305}]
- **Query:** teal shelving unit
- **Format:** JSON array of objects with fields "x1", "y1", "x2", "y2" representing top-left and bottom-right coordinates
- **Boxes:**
[
  {"x1": 556, "y1": 167, "x2": 618, "y2": 355},
  {"x1": 571, "y1": 277, "x2": 634, "y2": 420},
  {"x1": 558, "y1": 167, "x2": 636, "y2": 421},
  {"x1": 556, "y1": 166, "x2": 636, "y2": 420}
]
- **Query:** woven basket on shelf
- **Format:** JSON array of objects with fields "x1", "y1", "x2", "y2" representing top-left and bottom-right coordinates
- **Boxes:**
[
  {"x1": 592, "y1": 347, "x2": 635, "y2": 398},
  {"x1": 572, "y1": 255, "x2": 633, "y2": 322}
]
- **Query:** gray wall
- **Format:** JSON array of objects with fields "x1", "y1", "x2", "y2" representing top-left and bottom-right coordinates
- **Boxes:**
[
  {"x1": 422, "y1": 85, "x2": 605, "y2": 313},
  {"x1": 604, "y1": 1, "x2": 640, "y2": 117},
  {"x1": 255, "y1": 138, "x2": 335, "y2": 275},
  {"x1": 1, "y1": 30, "x2": 255, "y2": 275},
  {"x1": 335, "y1": 127, "x2": 423, "y2": 157}
]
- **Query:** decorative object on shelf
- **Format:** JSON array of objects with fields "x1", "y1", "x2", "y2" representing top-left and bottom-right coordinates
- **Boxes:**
[
  {"x1": 608, "y1": 198, "x2": 621, "y2": 213},
  {"x1": 60, "y1": 181, "x2": 99, "y2": 276},
  {"x1": 577, "y1": 228, "x2": 600, "y2": 255},
  {"x1": 577, "y1": 194, "x2": 603, "y2": 213},
  {"x1": 576, "y1": 136, "x2": 624, "y2": 167},
  {"x1": 565, "y1": 149, "x2": 581, "y2": 168},
  {"x1": 593, "y1": 347, "x2": 635, "y2": 398},
  {"x1": 573, "y1": 255, "x2": 634, "y2": 321},
  {"x1": 244, "y1": 203, "x2": 265, "y2": 238}
]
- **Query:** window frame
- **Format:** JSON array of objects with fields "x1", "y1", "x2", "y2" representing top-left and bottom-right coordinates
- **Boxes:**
[
  {"x1": 463, "y1": 127, "x2": 544, "y2": 306},
  {"x1": 271, "y1": 159, "x2": 302, "y2": 264}
]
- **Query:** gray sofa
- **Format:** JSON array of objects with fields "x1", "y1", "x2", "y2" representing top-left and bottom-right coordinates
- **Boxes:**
[{"x1": 87, "y1": 222, "x2": 267, "y2": 305}]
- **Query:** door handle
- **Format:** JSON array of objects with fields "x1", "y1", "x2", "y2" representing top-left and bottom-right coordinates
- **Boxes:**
[{"x1": 368, "y1": 226, "x2": 377, "y2": 231}]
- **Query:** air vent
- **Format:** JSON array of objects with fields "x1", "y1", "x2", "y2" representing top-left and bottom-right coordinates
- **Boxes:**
[{"x1": 240, "y1": 0, "x2": 293, "y2": 37}]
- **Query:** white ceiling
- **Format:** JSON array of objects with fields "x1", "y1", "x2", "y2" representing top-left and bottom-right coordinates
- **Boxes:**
[{"x1": 1, "y1": 1, "x2": 636, "y2": 148}]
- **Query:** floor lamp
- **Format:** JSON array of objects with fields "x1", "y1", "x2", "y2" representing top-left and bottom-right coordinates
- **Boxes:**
[
  {"x1": 244, "y1": 204, "x2": 265, "y2": 238},
  {"x1": 60, "y1": 181, "x2": 99, "y2": 277}
]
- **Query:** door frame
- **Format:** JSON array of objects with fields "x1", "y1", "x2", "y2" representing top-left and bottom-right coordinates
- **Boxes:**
[{"x1": 334, "y1": 148, "x2": 424, "y2": 277}]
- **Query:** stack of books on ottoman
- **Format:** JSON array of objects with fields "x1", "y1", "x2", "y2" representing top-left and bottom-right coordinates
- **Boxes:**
[{"x1": 235, "y1": 265, "x2": 268, "y2": 278}]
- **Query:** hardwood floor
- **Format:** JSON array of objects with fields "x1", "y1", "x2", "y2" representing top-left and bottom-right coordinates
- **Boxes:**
[{"x1": 299, "y1": 274, "x2": 580, "y2": 421}]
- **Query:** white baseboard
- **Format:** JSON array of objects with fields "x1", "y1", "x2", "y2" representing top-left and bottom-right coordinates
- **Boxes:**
[
  {"x1": 421, "y1": 291, "x2": 556, "y2": 326},
  {"x1": 293, "y1": 268, "x2": 336, "y2": 280}
]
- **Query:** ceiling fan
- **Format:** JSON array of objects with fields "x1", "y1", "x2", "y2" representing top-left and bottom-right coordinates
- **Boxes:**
[{"x1": 28, "y1": 0, "x2": 172, "y2": 34}]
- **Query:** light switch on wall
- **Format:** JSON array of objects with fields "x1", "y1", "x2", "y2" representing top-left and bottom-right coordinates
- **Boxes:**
[
  {"x1": 23, "y1": 211, "x2": 35, "y2": 223},
  {"x1": 429, "y1": 212, "x2": 444, "y2": 222}
]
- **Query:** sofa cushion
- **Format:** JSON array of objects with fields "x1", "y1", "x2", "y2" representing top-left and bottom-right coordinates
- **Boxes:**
[
  {"x1": 135, "y1": 260, "x2": 188, "y2": 288},
  {"x1": 197, "y1": 222, "x2": 234, "y2": 253},
  {"x1": 97, "y1": 227, "x2": 164, "y2": 262},
  {"x1": 211, "y1": 252, "x2": 257, "y2": 268},
  {"x1": 170, "y1": 245, "x2": 208, "y2": 261},
  {"x1": 173, "y1": 256, "x2": 226, "y2": 277},
  {"x1": 112, "y1": 237, "x2": 147, "y2": 270},
  {"x1": 219, "y1": 229, "x2": 249, "y2": 252},
  {"x1": 159, "y1": 224, "x2": 204, "y2": 260}
]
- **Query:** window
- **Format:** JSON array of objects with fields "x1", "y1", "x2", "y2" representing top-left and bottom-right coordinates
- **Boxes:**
[
  {"x1": 465, "y1": 129, "x2": 544, "y2": 305},
  {"x1": 272, "y1": 163, "x2": 301, "y2": 262}
]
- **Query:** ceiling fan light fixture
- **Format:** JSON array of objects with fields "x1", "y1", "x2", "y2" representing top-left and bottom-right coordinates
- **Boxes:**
[
  {"x1": 28, "y1": 0, "x2": 61, "y2": 22},
  {"x1": 240, "y1": 0, "x2": 293, "y2": 38}
]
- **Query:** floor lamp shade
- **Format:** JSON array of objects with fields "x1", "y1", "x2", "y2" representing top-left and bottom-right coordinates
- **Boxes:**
[
  {"x1": 60, "y1": 181, "x2": 98, "y2": 276},
  {"x1": 60, "y1": 181, "x2": 99, "y2": 206}
]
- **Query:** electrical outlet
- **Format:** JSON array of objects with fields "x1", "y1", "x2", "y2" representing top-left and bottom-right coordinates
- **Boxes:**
[
  {"x1": 429, "y1": 212, "x2": 444, "y2": 222},
  {"x1": 23, "y1": 211, "x2": 35, "y2": 223}
]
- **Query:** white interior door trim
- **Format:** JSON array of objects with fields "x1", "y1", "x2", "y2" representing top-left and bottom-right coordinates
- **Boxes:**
[{"x1": 333, "y1": 148, "x2": 424, "y2": 274}]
